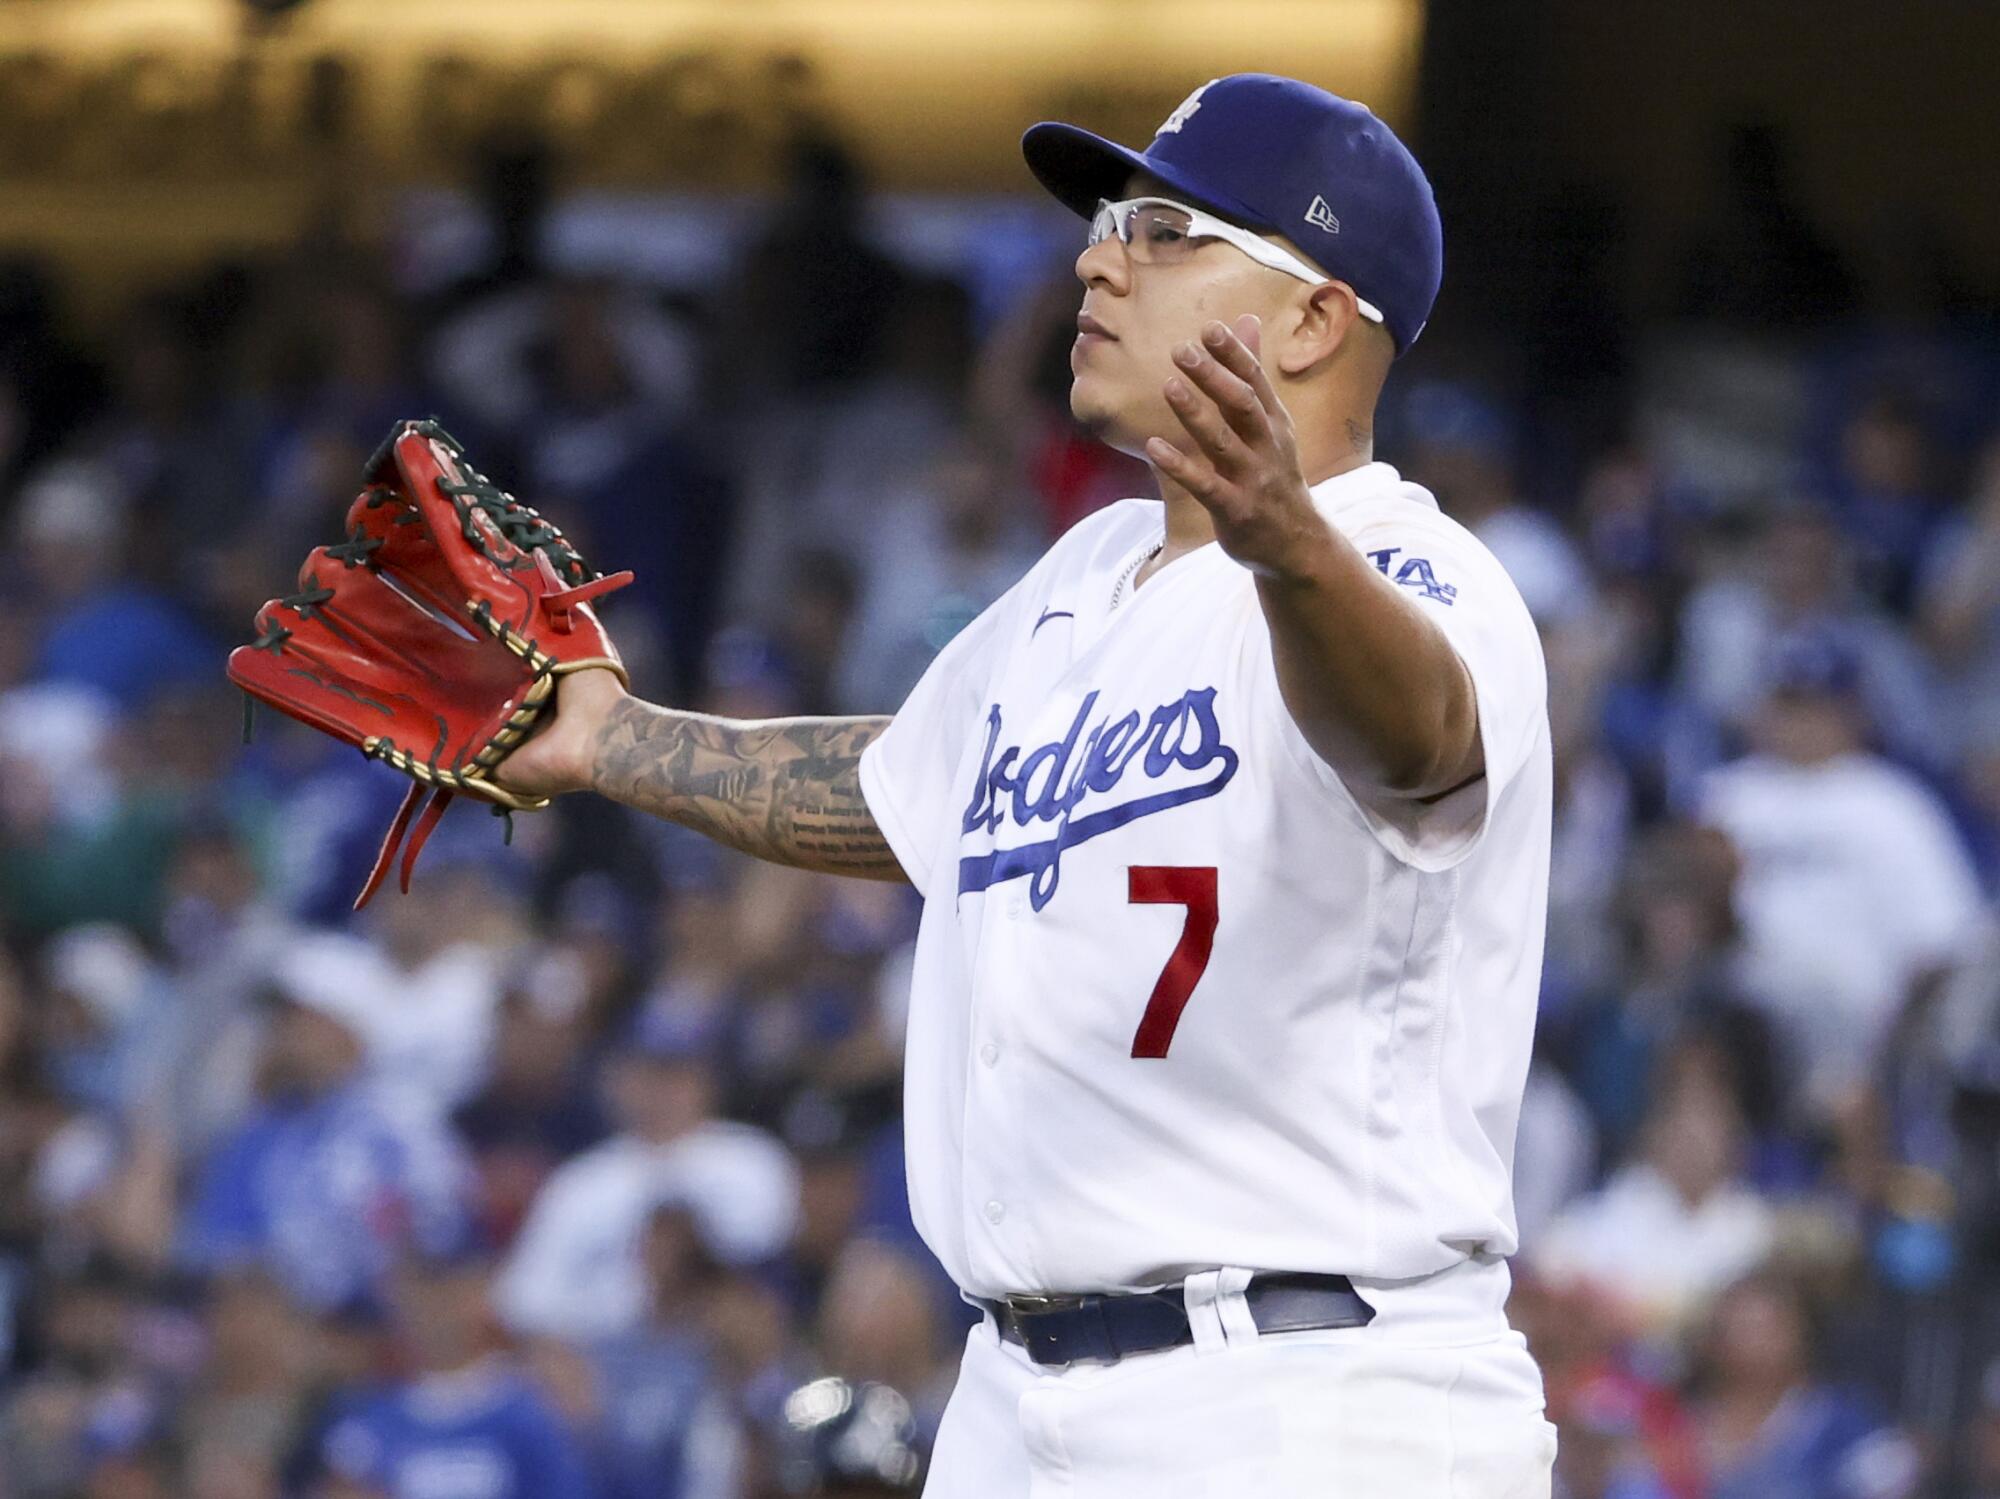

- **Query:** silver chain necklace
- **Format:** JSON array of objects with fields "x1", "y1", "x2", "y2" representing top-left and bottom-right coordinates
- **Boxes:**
[{"x1": 1109, "y1": 540, "x2": 1165, "y2": 612}]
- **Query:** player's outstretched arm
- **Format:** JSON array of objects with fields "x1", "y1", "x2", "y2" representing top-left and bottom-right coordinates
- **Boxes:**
[
  {"x1": 495, "y1": 669, "x2": 906, "y2": 882},
  {"x1": 593, "y1": 697, "x2": 902, "y2": 879}
]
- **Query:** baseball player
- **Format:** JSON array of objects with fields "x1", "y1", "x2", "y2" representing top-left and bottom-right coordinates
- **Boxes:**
[{"x1": 502, "y1": 73, "x2": 1557, "y2": 1497}]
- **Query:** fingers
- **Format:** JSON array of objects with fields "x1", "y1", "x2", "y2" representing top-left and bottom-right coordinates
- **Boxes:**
[
  {"x1": 1200, "y1": 318, "x2": 1286, "y2": 428},
  {"x1": 1149, "y1": 315, "x2": 1300, "y2": 516},
  {"x1": 1164, "y1": 370, "x2": 1252, "y2": 478},
  {"x1": 1170, "y1": 335, "x2": 1272, "y2": 451},
  {"x1": 1144, "y1": 438, "x2": 1253, "y2": 534},
  {"x1": 1143, "y1": 435, "x2": 1227, "y2": 506}
]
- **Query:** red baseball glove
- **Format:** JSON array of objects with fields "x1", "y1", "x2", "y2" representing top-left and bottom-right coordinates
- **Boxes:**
[{"x1": 228, "y1": 419, "x2": 632, "y2": 908}]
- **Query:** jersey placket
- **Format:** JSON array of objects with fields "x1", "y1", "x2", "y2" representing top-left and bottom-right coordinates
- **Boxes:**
[
  {"x1": 958, "y1": 885, "x2": 1046, "y2": 1291},
  {"x1": 953, "y1": 544, "x2": 1234, "y2": 1293}
]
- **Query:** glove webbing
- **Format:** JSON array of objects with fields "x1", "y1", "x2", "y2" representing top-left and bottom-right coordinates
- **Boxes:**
[{"x1": 389, "y1": 418, "x2": 599, "y2": 588}]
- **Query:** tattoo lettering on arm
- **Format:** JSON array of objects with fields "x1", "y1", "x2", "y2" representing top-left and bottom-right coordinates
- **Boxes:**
[{"x1": 590, "y1": 699, "x2": 907, "y2": 881}]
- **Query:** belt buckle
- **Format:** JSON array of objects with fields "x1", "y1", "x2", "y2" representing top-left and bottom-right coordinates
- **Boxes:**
[{"x1": 1002, "y1": 1293, "x2": 1090, "y2": 1367}]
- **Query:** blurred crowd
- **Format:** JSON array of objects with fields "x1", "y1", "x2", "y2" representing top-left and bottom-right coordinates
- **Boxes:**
[{"x1": 1, "y1": 129, "x2": 2000, "y2": 1499}]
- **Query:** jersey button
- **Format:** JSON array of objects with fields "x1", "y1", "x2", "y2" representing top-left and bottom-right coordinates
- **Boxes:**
[
  {"x1": 979, "y1": 1041, "x2": 1001, "y2": 1067},
  {"x1": 1007, "y1": 894, "x2": 1025, "y2": 919},
  {"x1": 983, "y1": 1199, "x2": 1006, "y2": 1224}
]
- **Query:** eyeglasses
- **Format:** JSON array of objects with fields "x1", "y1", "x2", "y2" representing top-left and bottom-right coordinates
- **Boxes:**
[{"x1": 1088, "y1": 196, "x2": 1385, "y2": 328}]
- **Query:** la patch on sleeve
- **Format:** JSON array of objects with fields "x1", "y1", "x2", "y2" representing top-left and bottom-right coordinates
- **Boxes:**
[{"x1": 1366, "y1": 547, "x2": 1457, "y2": 604}]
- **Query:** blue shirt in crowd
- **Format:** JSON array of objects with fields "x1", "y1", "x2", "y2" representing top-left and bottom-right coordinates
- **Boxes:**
[
  {"x1": 588, "y1": 1329, "x2": 738, "y2": 1499},
  {"x1": 319, "y1": 1362, "x2": 599, "y2": 1499},
  {"x1": 34, "y1": 584, "x2": 216, "y2": 710},
  {"x1": 180, "y1": 1078, "x2": 473, "y2": 1313},
  {"x1": 1709, "y1": 1387, "x2": 1918, "y2": 1499}
]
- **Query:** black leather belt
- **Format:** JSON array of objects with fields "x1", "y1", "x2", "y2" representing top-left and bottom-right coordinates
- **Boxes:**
[{"x1": 977, "y1": 1272, "x2": 1373, "y2": 1367}]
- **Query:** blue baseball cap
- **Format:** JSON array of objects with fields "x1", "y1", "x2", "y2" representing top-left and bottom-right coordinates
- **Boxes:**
[
  {"x1": 1023, "y1": 74, "x2": 1443, "y2": 354},
  {"x1": 1765, "y1": 626, "x2": 1865, "y2": 702},
  {"x1": 625, "y1": 1002, "x2": 725, "y2": 1065}
]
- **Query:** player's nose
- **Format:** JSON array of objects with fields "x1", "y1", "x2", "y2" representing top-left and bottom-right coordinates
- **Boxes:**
[{"x1": 1075, "y1": 233, "x2": 1130, "y2": 293}]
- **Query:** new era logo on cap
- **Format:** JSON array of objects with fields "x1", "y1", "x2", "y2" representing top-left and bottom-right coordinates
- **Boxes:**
[{"x1": 1304, "y1": 195, "x2": 1340, "y2": 234}]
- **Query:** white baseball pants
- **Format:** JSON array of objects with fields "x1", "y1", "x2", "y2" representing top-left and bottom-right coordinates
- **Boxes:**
[{"x1": 925, "y1": 1278, "x2": 1557, "y2": 1498}]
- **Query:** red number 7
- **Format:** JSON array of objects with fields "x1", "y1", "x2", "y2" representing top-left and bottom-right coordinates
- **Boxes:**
[{"x1": 1127, "y1": 866, "x2": 1218, "y2": 1058}]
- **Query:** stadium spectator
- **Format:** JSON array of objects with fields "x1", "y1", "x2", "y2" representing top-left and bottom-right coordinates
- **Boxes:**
[
  {"x1": 1677, "y1": 505, "x2": 1943, "y2": 769},
  {"x1": 833, "y1": 440, "x2": 1046, "y2": 714},
  {"x1": 453, "y1": 949, "x2": 610, "y2": 1244},
  {"x1": 301, "y1": 868, "x2": 512, "y2": 1116},
  {"x1": 1917, "y1": 428, "x2": 2000, "y2": 762},
  {"x1": 1515, "y1": 1270, "x2": 1705, "y2": 1499},
  {"x1": 21, "y1": 457, "x2": 214, "y2": 714},
  {"x1": 1698, "y1": 631, "x2": 1984, "y2": 1108},
  {"x1": 1548, "y1": 822, "x2": 1768, "y2": 1159},
  {"x1": 509, "y1": 275, "x2": 723, "y2": 698},
  {"x1": 0, "y1": 1257, "x2": 162, "y2": 1497},
  {"x1": 1828, "y1": 392, "x2": 1950, "y2": 613},
  {"x1": 1686, "y1": 1269, "x2": 1920, "y2": 1499},
  {"x1": 1537, "y1": 1039, "x2": 1776, "y2": 1341},
  {"x1": 179, "y1": 977, "x2": 477, "y2": 1314},
  {"x1": 32, "y1": 923, "x2": 169, "y2": 1122},
  {"x1": 586, "y1": 1199, "x2": 744, "y2": 1499},
  {"x1": 495, "y1": 1006, "x2": 799, "y2": 1342},
  {"x1": 137, "y1": 824, "x2": 295, "y2": 1159},
  {"x1": 314, "y1": 1247, "x2": 599, "y2": 1499},
  {"x1": 171, "y1": 1273, "x2": 319, "y2": 1499}
]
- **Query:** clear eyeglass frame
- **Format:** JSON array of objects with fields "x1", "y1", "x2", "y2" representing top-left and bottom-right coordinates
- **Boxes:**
[{"x1": 1088, "y1": 195, "x2": 1386, "y2": 327}]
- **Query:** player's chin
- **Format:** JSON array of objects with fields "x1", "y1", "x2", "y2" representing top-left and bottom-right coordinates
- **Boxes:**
[{"x1": 1069, "y1": 375, "x2": 1148, "y2": 457}]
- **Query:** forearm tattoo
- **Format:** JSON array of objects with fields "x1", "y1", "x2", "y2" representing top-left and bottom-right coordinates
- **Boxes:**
[{"x1": 590, "y1": 699, "x2": 906, "y2": 881}]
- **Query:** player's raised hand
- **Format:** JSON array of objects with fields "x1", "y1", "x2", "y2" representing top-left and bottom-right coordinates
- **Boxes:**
[{"x1": 1145, "y1": 315, "x2": 1332, "y2": 577}]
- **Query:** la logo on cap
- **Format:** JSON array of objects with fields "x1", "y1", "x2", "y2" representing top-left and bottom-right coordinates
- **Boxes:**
[{"x1": 1156, "y1": 79, "x2": 1218, "y2": 137}]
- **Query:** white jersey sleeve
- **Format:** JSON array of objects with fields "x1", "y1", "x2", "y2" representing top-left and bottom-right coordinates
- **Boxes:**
[
  {"x1": 858, "y1": 589, "x2": 1016, "y2": 889},
  {"x1": 1251, "y1": 498, "x2": 1548, "y2": 872}
]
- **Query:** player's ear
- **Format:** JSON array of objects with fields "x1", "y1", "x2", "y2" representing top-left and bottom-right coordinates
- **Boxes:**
[{"x1": 1274, "y1": 280, "x2": 1363, "y2": 379}]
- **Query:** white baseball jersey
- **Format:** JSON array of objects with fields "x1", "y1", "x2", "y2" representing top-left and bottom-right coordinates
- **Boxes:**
[{"x1": 859, "y1": 461, "x2": 1551, "y2": 1304}]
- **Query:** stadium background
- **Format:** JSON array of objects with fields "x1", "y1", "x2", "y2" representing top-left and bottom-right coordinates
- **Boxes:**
[{"x1": 1, "y1": 0, "x2": 1998, "y2": 1494}]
